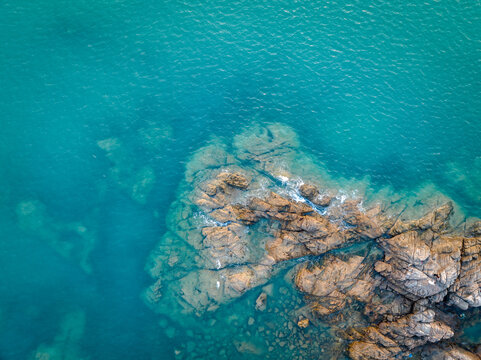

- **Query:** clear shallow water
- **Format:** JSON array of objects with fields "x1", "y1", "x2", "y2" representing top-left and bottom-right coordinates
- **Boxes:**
[{"x1": 0, "y1": 0, "x2": 480, "y2": 359}]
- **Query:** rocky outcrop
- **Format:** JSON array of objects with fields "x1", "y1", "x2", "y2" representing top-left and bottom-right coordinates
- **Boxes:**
[
  {"x1": 154, "y1": 159, "x2": 395, "y2": 315},
  {"x1": 144, "y1": 123, "x2": 481, "y2": 359},
  {"x1": 375, "y1": 223, "x2": 463, "y2": 301},
  {"x1": 299, "y1": 183, "x2": 332, "y2": 207}
]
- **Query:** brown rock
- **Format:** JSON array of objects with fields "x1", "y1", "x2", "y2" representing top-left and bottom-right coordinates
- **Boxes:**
[
  {"x1": 448, "y1": 232, "x2": 481, "y2": 309},
  {"x1": 349, "y1": 309, "x2": 454, "y2": 359},
  {"x1": 348, "y1": 341, "x2": 399, "y2": 360},
  {"x1": 297, "y1": 318, "x2": 309, "y2": 328},
  {"x1": 295, "y1": 255, "x2": 377, "y2": 314},
  {"x1": 299, "y1": 184, "x2": 320, "y2": 201},
  {"x1": 421, "y1": 344, "x2": 481, "y2": 360},
  {"x1": 376, "y1": 230, "x2": 462, "y2": 300},
  {"x1": 389, "y1": 202, "x2": 453, "y2": 236},
  {"x1": 217, "y1": 172, "x2": 250, "y2": 189}
]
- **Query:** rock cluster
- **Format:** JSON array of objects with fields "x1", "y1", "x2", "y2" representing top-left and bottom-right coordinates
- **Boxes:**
[
  {"x1": 295, "y1": 202, "x2": 481, "y2": 359},
  {"x1": 145, "y1": 123, "x2": 481, "y2": 359}
]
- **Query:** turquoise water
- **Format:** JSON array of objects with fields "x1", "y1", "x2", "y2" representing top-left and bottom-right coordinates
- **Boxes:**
[{"x1": 0, "y1": 0, "x2": 480, "y2": 359}]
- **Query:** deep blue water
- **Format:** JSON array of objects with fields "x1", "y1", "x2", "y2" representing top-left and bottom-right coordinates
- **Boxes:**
[{"x1": 0, "y1": 0, "x2": 480, "y2": 359}]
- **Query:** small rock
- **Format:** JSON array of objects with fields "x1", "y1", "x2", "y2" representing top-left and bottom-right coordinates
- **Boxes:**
[{"x1": 297, "y1": 318, "x2": 309, "y2": 328}]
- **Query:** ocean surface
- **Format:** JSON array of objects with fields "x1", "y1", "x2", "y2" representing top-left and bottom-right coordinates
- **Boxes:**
[{"x1": 0, "y1": 0, "x2": 480, "y2": 359}]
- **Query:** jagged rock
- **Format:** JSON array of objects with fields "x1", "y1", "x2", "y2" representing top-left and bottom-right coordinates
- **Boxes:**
[
  {"x1": 388, "y1": 202, "x2": 453, "y2": 236},
  {"x1": 329, "y1": 200, "x2": 391, "y2": 240},
  {"x1": 375, "y1": 206, "x2": 462, "y2": 300},
  {"x1": 448, "y1": 229, "x2": 481, "y2": 309},
  {"x1": 421, "y1": 344, "x2": 481, "y2": 360},
  {"x1": 467, "y1": 221, "x2": 481, "y2": 237},
  {"x1": 364, "y1": 290, "x2": 413, "y2": 320},
  {"x1": 299, "y1": 184, "x2": 320, "y2": 202},
  {"x1": 299, "y1": 183, "x2": 333, "y2": 207},
  {"x1": 217, "y1": 172, "x2": 250, "y2": 189},
  {"x1": 200, "y1": 224, "x2": 250, "y2": 268},
  {"x1": 295, "y1": 255, "x2": 377, "y2": 315},
  {"x1": 348, "y1": 340, "x2": 399, "y2": 360},
  {"x1": 178, "y1": 265, "x2": 271, "y2": 313},
  {"x1": 379, "y1": 309, "x2": 454, "y2": 348},
  {"x1": 349, "y1": 309, "x2": 454, "y2": 359},
  {"x1": 143, "y1": 123, "x2": 481, "y2": 360}
]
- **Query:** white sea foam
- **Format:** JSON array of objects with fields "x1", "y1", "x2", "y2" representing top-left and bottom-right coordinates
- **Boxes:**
[{"x1": 193, "y1": 212, "x2": 229, "y2": 227}]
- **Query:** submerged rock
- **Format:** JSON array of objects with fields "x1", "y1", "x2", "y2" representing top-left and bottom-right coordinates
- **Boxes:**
[
  {"x1": 31, "y1": 310, "x2": 87, "y2": 360},
  {"x1": 256, "y1": 292, "x2": 268, "y2": 312},
  {"x1": 97, "y1": 137, "x2": 157, "y2": 204},
  {"x1": 16, "y1": 200, "x2": 96, "y2": 273}
]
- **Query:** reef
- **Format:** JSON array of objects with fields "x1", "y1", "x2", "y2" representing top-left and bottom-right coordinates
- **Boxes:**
[{"x1": 145, "y1": 123, "x2": 481, "y2": 359}]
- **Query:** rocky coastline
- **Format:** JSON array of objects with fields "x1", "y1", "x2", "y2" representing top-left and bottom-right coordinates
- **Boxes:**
[{"x1": 145, "y1": 123, "x2": 481, "y2": 359}]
